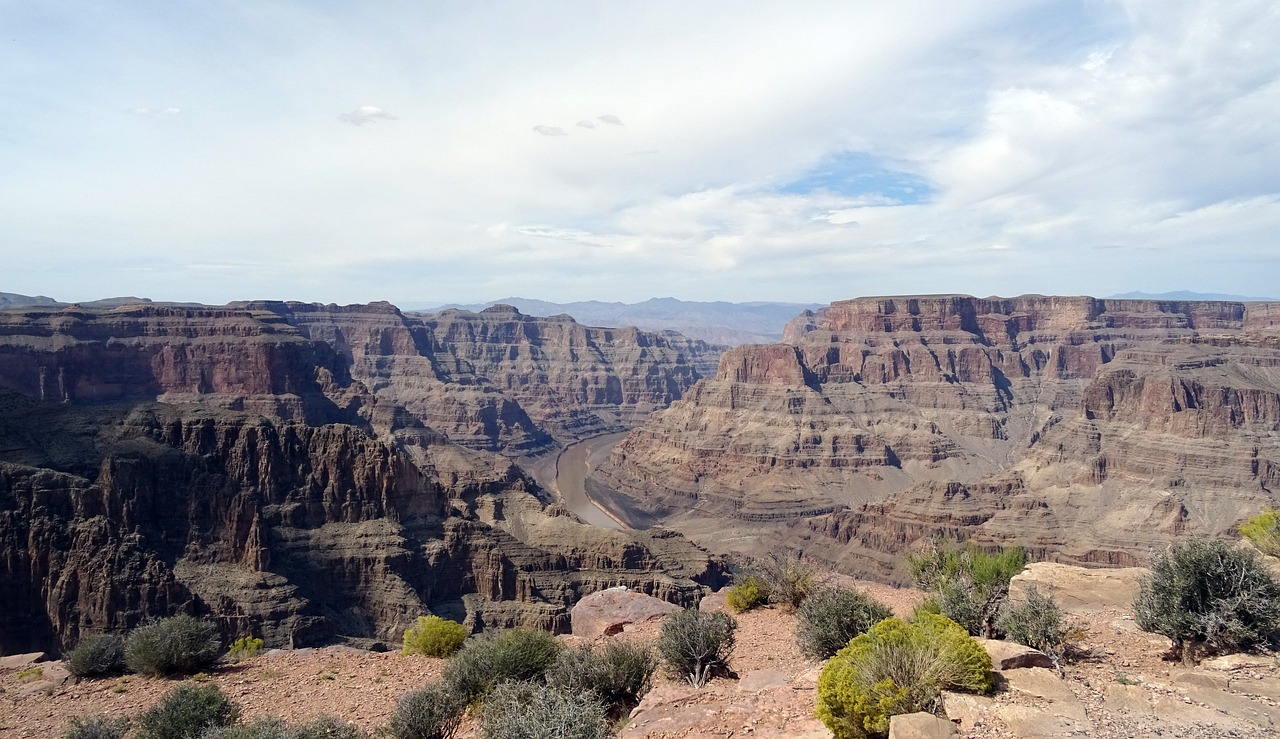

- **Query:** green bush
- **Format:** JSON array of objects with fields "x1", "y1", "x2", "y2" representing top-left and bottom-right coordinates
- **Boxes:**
[
  {"x1": 402, "y1": 616, "x2": 468, "y2": 658},
  {"x1": 996, "y1": 586, "x2": 1070, "y2": 665},
  {"x1": 546, "y1": 640, "x2": 658, "y2": 715},
  {"x1": 63, "y1": 715, "x2": 129, "y2": 739},
  {"x1": 657, "y1": 608, "x2": 736, "y2": 687},
  {"x1": 227, "y1": 636, "x2": 264, "y2": 663},
  {"x1": 66, "y1": 633, "x2": 127, "y2": 678},
  {"x1": 796, "y1": 587, "x2": 894, "y2": 660},
  {"x1": 754, "y1": 555, "x2": 816, "y2": 610},
  {"x1": 1135, "y1": 537, "x2": 1280, "y2": 664},
  {"x1": 908, "y1": 538, "x2": 1026, "y2": 638},
  {"x1": 816, "y1": 613, "x2": 994, "y2": 739},
  {"x1": 441, "y1": 628, "x2": 561, "y2": 704},
  {"x1": 135, "y1": 683, "x2": 237, "y2": 739},
  {"x1": 1241, "y1": 508, "x2": 1280, "y2": 558},
  {"x1": 726, "y1": 576, "x2": 767, "y2": 613},
  {"x1": 386, "y1": 682, "x2": 465, "y2": 739},
  {"x1": 125, "y1": 615, "x2": 223, "y2": 677},
  {"x1": 478, "y1": 681, "x2": 608, "y2": 739}
]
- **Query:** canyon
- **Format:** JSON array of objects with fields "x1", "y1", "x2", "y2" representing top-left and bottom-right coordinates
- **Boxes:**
[
  {"x1": 592, "y1": 295, "x2": 1280, "y2": 580},
  {"x1": 0, "y1": 301, "x2": 724, "y2": 655},
  {"x1": 5, "y1": 292, "x2": 1280, "y2": 660}
]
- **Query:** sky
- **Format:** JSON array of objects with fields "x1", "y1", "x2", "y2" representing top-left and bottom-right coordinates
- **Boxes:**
[{"x1": 2, "y1": 0, "x2": 1278, "y2": 305}]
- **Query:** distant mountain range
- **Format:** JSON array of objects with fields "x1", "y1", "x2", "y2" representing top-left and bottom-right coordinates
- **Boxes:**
[
  {"x1": 1107, "y1": 290, "x2": 1279, "y2": 301},
  {"x1": 414, "y1": 297, "x2": 823, "y2": 346}
]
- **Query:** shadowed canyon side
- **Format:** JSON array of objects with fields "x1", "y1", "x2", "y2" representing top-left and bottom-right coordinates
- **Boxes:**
[
  {"x1": 0, "y1": 303, "x2": 726, "y2": 656},
  {"x1": 592, "y1": 295, "x2": 1280, "y2": 579}
]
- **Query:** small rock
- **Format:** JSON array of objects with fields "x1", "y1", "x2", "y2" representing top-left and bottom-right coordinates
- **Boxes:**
[
  {"x1": 975, "y1": 638, "x2": 1054, "y2": 670},
  {"x1": 888, "y1": 712, "x2": 957, "y2": 738}
]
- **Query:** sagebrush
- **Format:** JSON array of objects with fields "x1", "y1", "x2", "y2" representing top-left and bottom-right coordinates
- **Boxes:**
[
  {"x1": 134, "y1": 683, "x2": 237, "y2": 739},
  {"x1": 386, "y1": 682, "x2": 465, "y2": 739},
  {"x1": 63, "y1": 715, "x2": 129, "y2": 739},
  {"x1": 1134, "y1": 537, "x2": 1280, "y2": 664},
  {"x1": 402, "y1": 616, "x2": 468, "y2": 658},
  {"x1": 657, "y1": 608, "x2": 736, "y2": 687},
  {"x1": 816, "y1": 613, "x2": 993, "y2": 739},
  {"x1": 796, "y1": 586, "x2": 893, "y2": 660},
  {"x1": 66, "y1": 633, "x2": 127, "y2": 678},
  {"x1": 478, "y1": 680, "x2": 608, "y2": 739},
  {"x1": 125, "y1": 615, "x2": 223, "y2": 677},
  {"x1": 441, "y1": 628, "x2": 561, "y2": 704},
  {"x1": 753, "y1": 555, "x2": 816, "y2": 610},
  {"x1": 546, "y1": 640, "x2": 657, "y2": 715},
  {"x1": 996, "y1": 586, "x2": 1070, "y2": 665},
  {"x1": 908, "y1": 537, "x2": 1025, "y2": 638}
]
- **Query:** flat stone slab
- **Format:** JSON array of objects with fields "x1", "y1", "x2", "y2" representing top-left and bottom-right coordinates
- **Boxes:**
[
  {"x1": 0, "y1": 653, "x2": 47, "y2": 670},
  {"x1": 1102, "y1": 683, "x2": 1154, "y2": 718},
  {"x1": 572, "y1": 587, "x2": 681, "y2": 639},
  {"x1": 1010, "y1": 562, "x2": 1146, "y2": 612},
  {"x1": 888, "y1": 712, "x2": 957, "y2": 738},
  {"x1": 977, "y1": 638, "x2": 1054, "y2": 670},
  {"x1": 941, "y1": 690, "x2": 998, "y2": 733},
  {"x1": 738, "y1": 669, "x2": 790, "y2": 693},
  {"x1": 1002, "y1": 667, "x2": 1088, "y2": 722}
]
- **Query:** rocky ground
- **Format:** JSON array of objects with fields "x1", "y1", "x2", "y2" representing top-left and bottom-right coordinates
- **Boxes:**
[{"x1": 2, "y1": 566, "x2": 1278, "y2": 738}]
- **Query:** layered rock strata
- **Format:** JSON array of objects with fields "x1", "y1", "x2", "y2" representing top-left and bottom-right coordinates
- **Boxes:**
[
  {"x1": 593, "y1": 296, "x2": 1280, "y2": 577},
  {"x1": 0, "y1": 303, "x2": 724, "y2": 655},
  {"x1": 238, "y1": 301, "x2": 719, "y2": 453}
]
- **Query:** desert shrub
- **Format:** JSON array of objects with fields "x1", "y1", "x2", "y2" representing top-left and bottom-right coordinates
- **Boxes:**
[
  {"x1": 996, "y1": 586, "x2": 1070, "y2": 664},
  {"x1": 292, "y1": 715, "x2": 365, "y2": 739},
  {"x1": 198, "y1": 718, "x2": 292, "y2": 739},
  {"x1": 199, "y1": 715, "x2": 364, "y2": 739},
  {"x1": 386, "y1": 682, "x2": 464, "y2": 739},
  {"x1": 753, "y1": 555, "x2": 816, "y2": 610},
  {"x1": 125, "y1": 615, "x2": 223, "y2": 677},
  {"x1": 816, "y1": 613, "x2": 994, "y2": 739},
  {"x1": 1241, "y1": 508, "x2": 1280, "y2": 558},
  {"x1": 16, "y1": 666, "x2": 43, "y2": 682},
  {"x1": 478, "y1": 681, "x2": 608, "y2": 739},
  {"x1": 726, "y1": 576, "x2": 767, "y2": 613},
  {"x1": 66, "y1": 633, "x2": 127, "y2": 678},
  {"x1": 402, "y1": 616, "x2": 468, "y2": 658},
  {"x1": 201, "y1": 715, "x2": 365, "y2": 739},
  {"x1": 546, "y1": 640, "x2": 658, "y2": 714},
  {"x1": 441, "y1": 628, "x2": 561, "y2": 704},
  {"x1": 657, "y1": 608, "x2": 736, "y2": 687},
  {"x1": 135, "y1": 683, "x2": 237, "y2": 739},
  {"x1": 227, "y1": 636, "x2": 264, "y2": 662},
  {"x1": 908, "y1": 538, "x2": 1026, "y2": 638},
  {"x1": 63, "y1": 715, "x2": 129, "y2": 739},
  {"x1": 1135, "y1": 537, "x2": 1280, "y2": 664},
  {"x1": 796, "y1": 586, "x2": 894, "y2": 660}
]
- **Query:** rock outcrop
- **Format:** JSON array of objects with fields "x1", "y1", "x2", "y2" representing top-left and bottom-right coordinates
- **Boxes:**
[
  {"x1": 593, "y1": 295, "x2": 1280, "y2": 578},
  {"x1": 237, "y1": 301, "x2": 720, "y2": 453},
  {"x1": 0, "y1": 302, "x2": 726, "y2": 655}
]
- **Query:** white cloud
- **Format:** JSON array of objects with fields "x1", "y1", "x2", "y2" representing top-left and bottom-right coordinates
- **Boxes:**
[
  {"x1": 3, "y1": 1, "x2": 1278, "y2": 304},
  {"x1": 338, "y1": 106, "x2": 395, "y2": 125}
]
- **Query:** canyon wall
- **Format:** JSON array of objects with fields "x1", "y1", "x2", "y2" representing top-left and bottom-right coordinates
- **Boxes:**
[
  {"x1": 593, "y1": 295, "x2": 1280, "y2": 579},
  {"x1": 0, "y1": 303, "x2": 724, "y2": 655}
]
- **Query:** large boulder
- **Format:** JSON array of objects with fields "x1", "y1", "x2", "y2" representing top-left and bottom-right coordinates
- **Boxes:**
[{"x1": 571, "y1": 587, "x2": 681, "y2": 639}]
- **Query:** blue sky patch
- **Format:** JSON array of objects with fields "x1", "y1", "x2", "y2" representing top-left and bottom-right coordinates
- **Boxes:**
[{"x1": 778, "y1": 151, "x2": 934, "y2": 204}]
